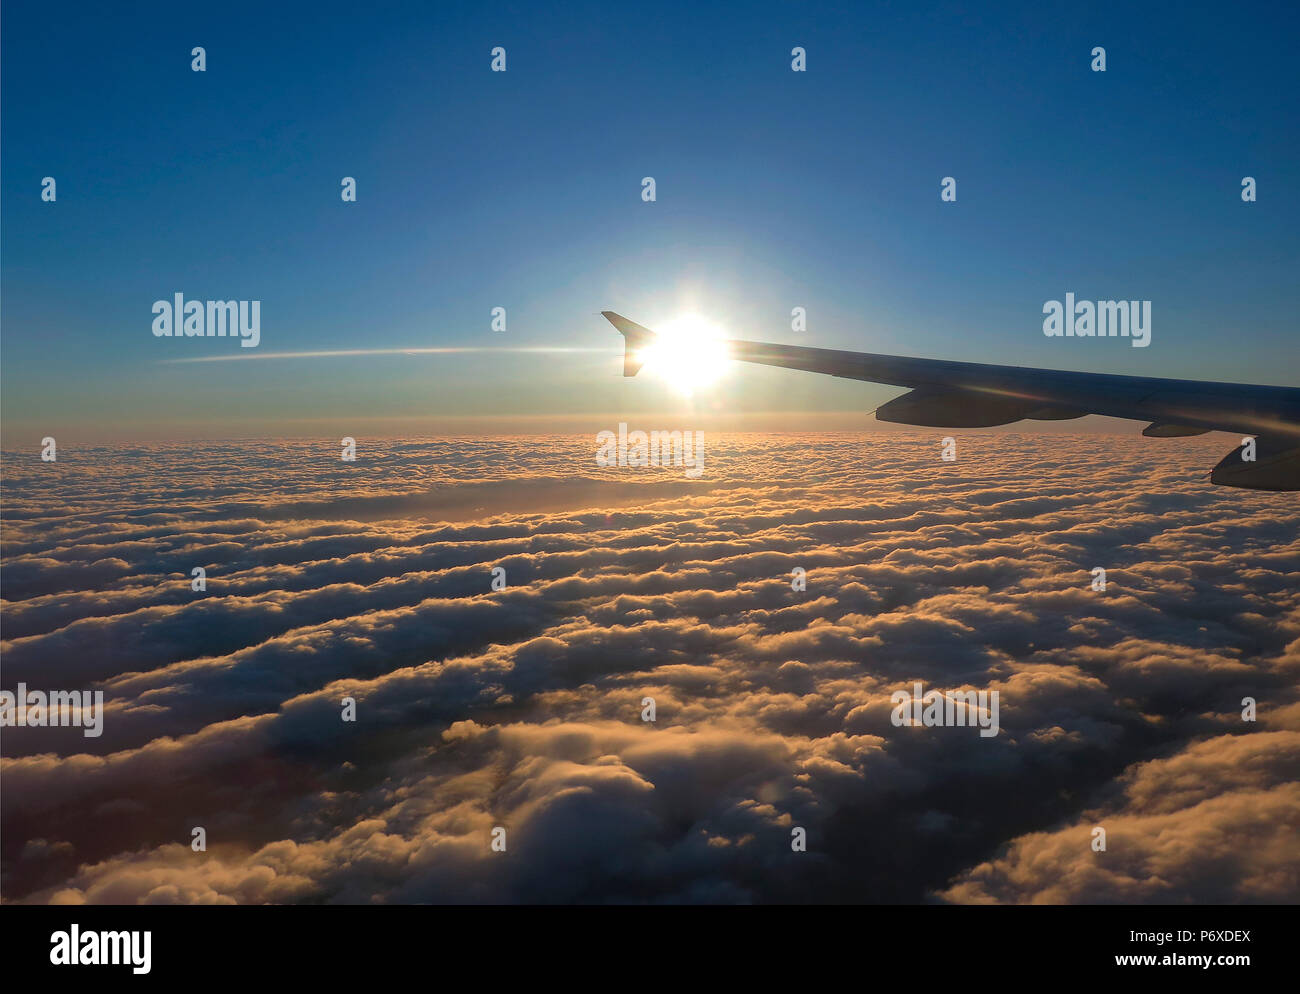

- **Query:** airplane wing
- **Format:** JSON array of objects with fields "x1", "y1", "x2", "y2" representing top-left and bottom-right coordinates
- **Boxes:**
[{"x1": 601, "y1": 311, "x2": 1300, "y2": 491}]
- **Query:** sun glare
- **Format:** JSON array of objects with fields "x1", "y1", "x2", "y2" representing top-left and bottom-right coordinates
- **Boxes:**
[{"x1": 639, "y1": 315, "x2": 731, "y2": 395}]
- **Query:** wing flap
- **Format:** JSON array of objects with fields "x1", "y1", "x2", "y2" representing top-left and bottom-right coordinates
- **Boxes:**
[
  {"x1": 875, "y1": 388, "x2": 1036, "y2": 427},
  {"x1": 1143, "y1": 422, "x2": 1213, "y2": 438},
  {"x1": 1210, "y1": 438, "x2": 1300, "y2": 491}
]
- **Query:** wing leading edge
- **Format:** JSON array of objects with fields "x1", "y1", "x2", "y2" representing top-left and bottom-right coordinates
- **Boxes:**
[{"x1": 601, "y1": 311, "x2": 1300, "y2": 491}]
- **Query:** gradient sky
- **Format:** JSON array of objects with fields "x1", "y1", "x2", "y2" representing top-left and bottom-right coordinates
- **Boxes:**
[{"x1": 3, "y1": 0, "x2": 1298, "y2": 441}]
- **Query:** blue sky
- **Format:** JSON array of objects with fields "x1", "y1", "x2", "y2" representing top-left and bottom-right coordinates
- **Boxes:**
[{"x1": 3, "y1": 0, "x2": 1297, "y2": 440}]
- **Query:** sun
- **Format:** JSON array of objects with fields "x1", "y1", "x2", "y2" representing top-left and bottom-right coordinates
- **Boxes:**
[{"x1": 639, "y1": 314, "x2": 731, "y2": 395}]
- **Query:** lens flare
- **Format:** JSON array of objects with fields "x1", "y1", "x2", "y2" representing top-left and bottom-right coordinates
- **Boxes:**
[{"x1": 638, "y1": 315, "x2": 730, "y2": 394}]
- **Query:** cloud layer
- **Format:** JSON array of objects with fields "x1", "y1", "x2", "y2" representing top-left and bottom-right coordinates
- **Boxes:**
[{"x1": 2, "y1": 431, "x2": 1297, "y2": 903}]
